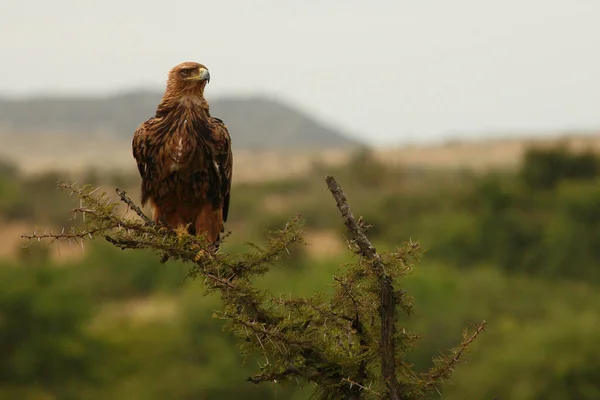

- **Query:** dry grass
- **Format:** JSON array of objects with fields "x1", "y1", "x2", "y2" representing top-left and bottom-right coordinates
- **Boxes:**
[
  {"x1": 91, "y1": 296, "x2": 179, "y2": 329},
  {"x1": 377, "y1": 133, "x2": 600, "y2": 172},
  {"x1": 304, "y1": 230, "x2": 346, "y2": 258},
  {"x1": 0, "y1": 221, "x2": 32, "y2": 260},
  {"x1": 3, "y1": 130, "x2": 600, "y2": 182}
]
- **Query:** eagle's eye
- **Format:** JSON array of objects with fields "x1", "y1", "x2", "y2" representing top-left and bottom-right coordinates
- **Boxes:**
[{"x1": 180, "y1": 68, "x2": 192, "y2": 77}]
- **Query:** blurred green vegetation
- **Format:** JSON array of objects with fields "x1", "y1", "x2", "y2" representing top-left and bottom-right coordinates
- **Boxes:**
[{"x1": 1, "y1": 145, "x2": 600, "y2": 399}]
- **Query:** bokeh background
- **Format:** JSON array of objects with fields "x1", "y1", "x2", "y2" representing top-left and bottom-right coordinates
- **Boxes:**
[{"x1": 1, "y1": 1, "x2": 600, "y2": 399}]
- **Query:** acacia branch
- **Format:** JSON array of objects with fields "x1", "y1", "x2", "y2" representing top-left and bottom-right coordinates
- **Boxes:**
[
  {"x1": 19, "y1": 176, "x2": 484, "y2": 399},
  {"x1": 271, "y1": 295, "x2": 355, "y2": 333},
  {"x1": 21, "y1": 227, "x2": 101, "y2": 242},
  {"x1": 342, "y1": 377, "x2": 382, "y2": 399},
  {"x1": 247, "y1": 365, "x2": 301, "y2": 384},
  {"x1": 115, "y1": 188, "x2": 155, "y2": 226},
  {"x1": 326, "y1": 176, "x2": 400, "y2": 400},
  {"x1": 451, "y1": 321, "x2": 486, "y2": 365},
  {"x1": 424, "y1": 320, "x2": 487, "y2": 387}
]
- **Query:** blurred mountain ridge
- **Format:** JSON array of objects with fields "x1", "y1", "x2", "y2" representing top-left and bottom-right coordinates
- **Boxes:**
[{"x1": 0, "y1": 91, "x2": 360, "y2": 150}]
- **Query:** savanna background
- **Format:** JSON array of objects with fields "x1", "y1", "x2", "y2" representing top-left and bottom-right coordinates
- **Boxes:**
[{"x1": 2, "y1": 1, "x2": 600, "y2": 399}]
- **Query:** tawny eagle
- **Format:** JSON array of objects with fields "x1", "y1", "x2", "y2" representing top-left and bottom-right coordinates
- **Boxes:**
[{"x1": 132, "y1": 62, "x2": 233, "y2": 247}]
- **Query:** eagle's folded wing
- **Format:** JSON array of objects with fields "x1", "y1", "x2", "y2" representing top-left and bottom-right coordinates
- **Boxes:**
[
  {"x1": 132, "y1": 120, "x2": 153, "y2": 206},
  {"x1": 211, "y1": 117, "x2": 233, "y2": 223}
]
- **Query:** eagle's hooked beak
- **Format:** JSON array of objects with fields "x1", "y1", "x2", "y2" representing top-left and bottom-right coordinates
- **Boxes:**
[{"x1": 187, "y1": 67, "x2": 210, "y2": 83}]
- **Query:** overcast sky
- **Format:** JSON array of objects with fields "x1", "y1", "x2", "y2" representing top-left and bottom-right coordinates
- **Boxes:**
[{"x1": 2, "y1": 0, "x2": 600, "y2": 145}]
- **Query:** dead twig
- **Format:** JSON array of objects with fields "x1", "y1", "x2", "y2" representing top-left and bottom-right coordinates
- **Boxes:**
[{"x1": 326, "y1": 176, "x2": 400, "y2": 400}]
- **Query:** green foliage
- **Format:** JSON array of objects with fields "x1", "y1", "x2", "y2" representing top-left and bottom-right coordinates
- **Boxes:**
[
  {"x1": 66, "y1": 243, "x2": 188, "y2": 299},
  {"x1": 344, "y1": 147, "x2": 401, "y2": 189},
  {"x1": 3, "y1": 251, "x2": 599, "y2": 399},
  {"x1": 92, "y1": 299, "x2": 295, "y2": 400},
  {"x1": 0, "y1": 158, "x2": 22, "y2": 217},
  {"x1": 432, "y1": 156, "x2": 600, "y2": 282},
  {"x1": 520, "y1": 145, "x2": 600, "y2": 189},
  {"x1": 0, "y1": 255, "x2": 303, "y2": 400},
  {"x1": 6, "y1": 144, "x2": 600, "y2": 399},
  {"x1": 18, "y1": 178, "x2": 483, "y2": 399},
  {"x1": 0, "y1": 262, "x2": 109, "y2": 398},
  {"x1": 0, "y1": 162, "x2": 77, "y2": 224},
  {"x1": 401, "y1": 265, "x2": 600, "y2": 400},
  {"x1": 0, "y1": 177, "x2": 21, "y2": 217}
]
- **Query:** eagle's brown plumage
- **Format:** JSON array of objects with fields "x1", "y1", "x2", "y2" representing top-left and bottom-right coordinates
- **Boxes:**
[{"x1": 132, "y1": 62, "x2": 232, "y2": 248}]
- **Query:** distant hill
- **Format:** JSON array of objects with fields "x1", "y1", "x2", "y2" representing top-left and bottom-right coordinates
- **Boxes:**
[{"x1": 0, "y1": 92, "x2": 360, "y2": 150}]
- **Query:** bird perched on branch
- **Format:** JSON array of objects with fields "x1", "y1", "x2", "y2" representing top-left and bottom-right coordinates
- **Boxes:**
[{"x1": 132, "y1": 62, "x2": 233, "y2": 249}]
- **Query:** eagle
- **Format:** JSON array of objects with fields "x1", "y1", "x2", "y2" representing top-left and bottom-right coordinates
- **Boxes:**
[{"x1": 132, "y1": 62, "x2": 233, "y2": 249}]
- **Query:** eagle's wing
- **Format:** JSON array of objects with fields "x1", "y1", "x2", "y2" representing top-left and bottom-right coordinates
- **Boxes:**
[
  {"x1": 132, "y1": 118, "x2": 157, "y2": 206},
  {"x1": 211, "y1": 117, "x2": 233, "y2": 223}
]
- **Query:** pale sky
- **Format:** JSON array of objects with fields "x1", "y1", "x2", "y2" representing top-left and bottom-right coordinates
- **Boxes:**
[{"x1": 2, "y1": 0, "x2": 600, "y2": 145}]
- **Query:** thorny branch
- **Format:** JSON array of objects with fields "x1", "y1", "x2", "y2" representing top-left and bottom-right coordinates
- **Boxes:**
[
  {"x1": 21, "y1": 227, "x2": 101, "y2": 243},
  {"x1": 20, "y1": 183, "x2": 201, "y2": 255},
  {"x1": 20, "y1": 177, "x2": 484, "y2": 400},
  {"x1": 424, "y1": 321, "x2": 487, "y2": 388},
  {"x1": 332, "y1": 275, "x2": 370, "y2": 400},
  {"x1": 343, "y1": 378, "x2": 382, "y2": 398},
  {"x1": 115, "y1": 188, "x2": 156, "y2": 226},
  {"x1": 326, "y1": 176, "x2": 401, "y2": 400},
  {"x1": 247, "y1": 366, "x2": 300, "y2": 384}
]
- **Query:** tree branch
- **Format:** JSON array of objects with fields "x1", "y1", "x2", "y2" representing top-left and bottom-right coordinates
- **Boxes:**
[
  {"x1": 21, "y1": 227, "x2": 101, "y2": 242},
  {"x1": 247, "y1": 365, "x2": 301, "y2": 384},
  {"x1": 326, "y1": 176, "x2": 401, "y2": 400},
  {"x1": 424, "y1": 320, "x2": 487, "y2": 388},
  {"x1": 115, "y1": 188, "x2": 155, "y2": 226},
  {"x1": 20, "y1": 177, "x2": 484, "y2": 399}
]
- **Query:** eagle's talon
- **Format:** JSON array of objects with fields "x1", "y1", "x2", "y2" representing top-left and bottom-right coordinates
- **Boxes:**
[{"x1": 194, "y1": 249, "x2": 209, "y2": 262}]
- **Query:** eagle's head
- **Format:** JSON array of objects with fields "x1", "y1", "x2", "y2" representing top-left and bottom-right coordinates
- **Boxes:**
[{"x1": 165, "y1": 62, "x2": 211, "y2": 97}]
